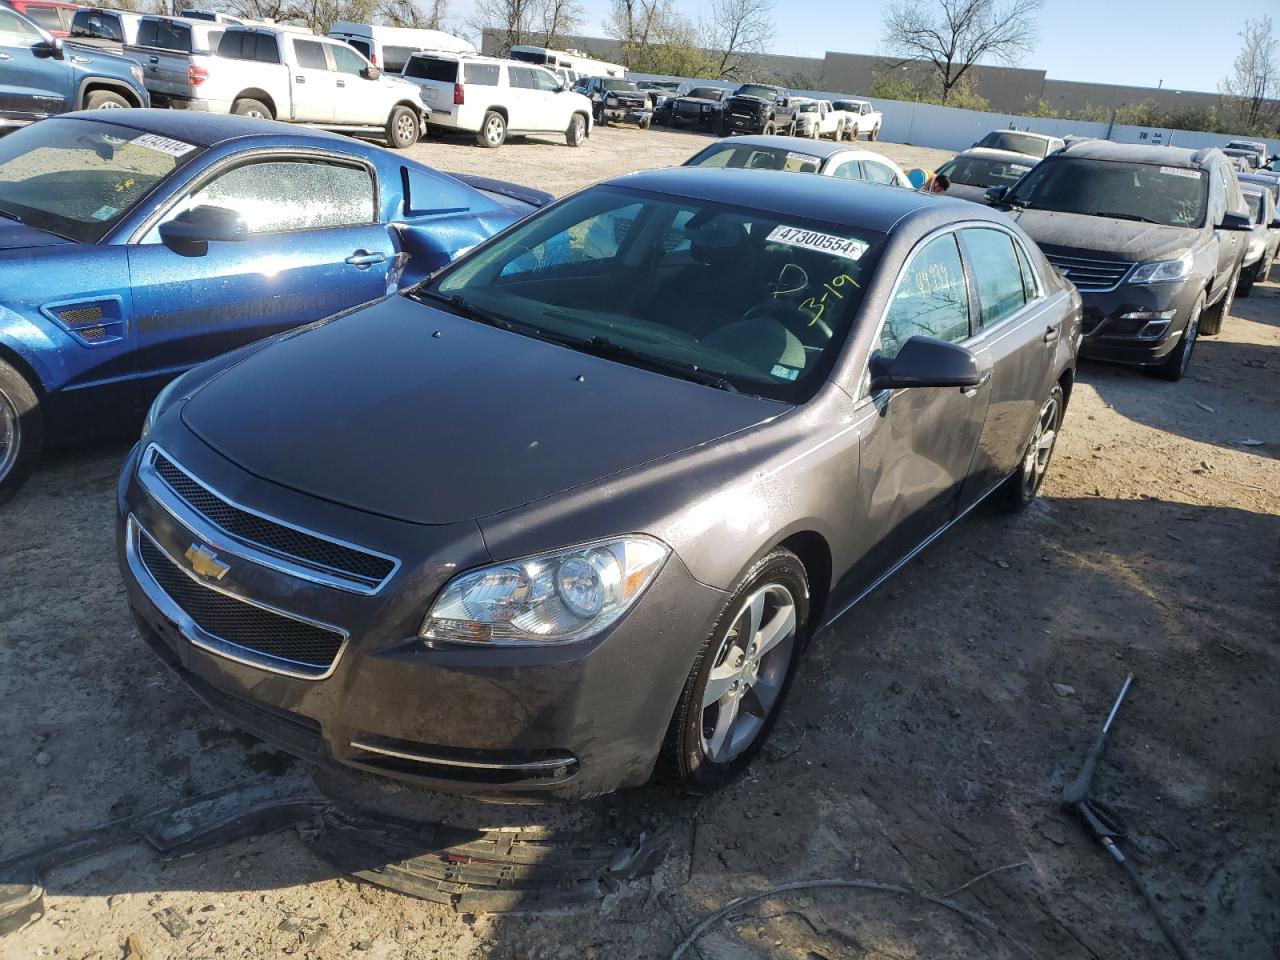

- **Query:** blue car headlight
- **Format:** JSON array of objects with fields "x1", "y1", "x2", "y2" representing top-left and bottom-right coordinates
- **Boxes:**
[{"x1": 420, "y1": 536, "x2": 669, "y2": 646}]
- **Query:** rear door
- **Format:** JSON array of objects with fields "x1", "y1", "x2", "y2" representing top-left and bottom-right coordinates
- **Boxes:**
[
  {"x1": 289, "y1": 37, "x2": 333, "y2": 122},
  {"x1": 126, "y1": 154, "x2": 395, "y2": 394},
  {"x1": 956, "y1": 226, "x2": 1057, "y2": 506},
  {"x1": 0, "y1": 7, "x2": 69, "y2": 119}
]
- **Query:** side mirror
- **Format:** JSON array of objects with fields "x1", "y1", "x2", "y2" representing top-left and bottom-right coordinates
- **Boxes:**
[
  {"x1": 33, "y1": 37, "x2": 64, "y2": 59},
  {"x1": 159, "y1": 205, "x2": 248, "y2": 252},
  {"x1": 869, "y1": 336, "x2": 982, "y2": 392},
  {"x1": 1270, "y1": 217, "x2": 1280, "y2": 229},
  {"x1": 1219, "y1": 210, "x2": 1254, "y2": 231},
  {"x1": 985, "y1": 185, "x2": 1009, "y2": 205},
  {"x1": 361, "y1": 65, "x2": 380, "y2": 80}
]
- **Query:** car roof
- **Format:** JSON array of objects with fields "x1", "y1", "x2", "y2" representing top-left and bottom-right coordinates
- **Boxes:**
[
  {"x1": 954, "y1": 147, "x2": 1039, "y2": 164},
  {"x1": 1240, "y1": 170, "x2": 1280, "y2": 183},
  {"x1": 607, "y1": 167, "x2": 1001, "y2": 234},
  {"x1": 1057, "y1": 139, "x2": 1211, "y2": 167},
  {"x1": 696, "y1": 135, "x2": 852, "y2": 160},
  {"x1": 988, "y1": 129, "x2": 1057, "y2": 141},
  {"x1": 53, "y1": 108, "x2": 360, "y2": 149}
]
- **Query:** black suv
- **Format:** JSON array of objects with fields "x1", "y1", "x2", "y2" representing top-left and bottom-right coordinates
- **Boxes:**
[
  {"x1": 658, "y1": 85, "x2": 727, "y2": 129},
  {"x1": 988, "y1": 141, "x2": 1251, "y2": 381},
  {"x1": 574, "y1": 76, "x2": 651, "y2": 128},
  {"x1": 720, "y1": 83, "x2": 798, "y2": 137}
]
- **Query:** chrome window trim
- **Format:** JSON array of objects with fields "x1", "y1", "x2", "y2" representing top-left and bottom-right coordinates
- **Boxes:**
[
  {"x1": 349, "y1": 738, "x2": 576, "y2": 772},
  {"x1": 139, "y1": 443, "x2": 400, "y2": 595},
  {"x1": 959, "y1": 225, "x2": 1049, "y2": 335},
  {"x1": 126, "y1": 515, "x2": 349, "y2": 680}
]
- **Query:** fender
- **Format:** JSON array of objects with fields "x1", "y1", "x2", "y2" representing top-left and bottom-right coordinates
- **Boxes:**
[{"x1": 76, "y1": 77, "x2": 145, "y2": 109}]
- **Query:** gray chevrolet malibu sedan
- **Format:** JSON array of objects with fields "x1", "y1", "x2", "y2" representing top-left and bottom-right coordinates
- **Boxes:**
[{"x1": 117, "y1": 168, "x2": 1082, "y2": 799}]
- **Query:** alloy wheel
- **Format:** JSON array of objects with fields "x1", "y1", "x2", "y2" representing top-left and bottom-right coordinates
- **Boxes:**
[
  {"x1": 700, "y1": 583, "x2": 797, "y2": 765},
  {"x1": 0, "y1": 387, "x2": 19, "y2": 485},
  {"x1": 97, "y1": 101, "x2": 123, "y2": 109},
  {"x1": 1021, "y1": 395, "x2": 1059, "y2": 499},
  {"x1": 395, "y1": 114, "x2": 416, "y2": 144},
  {"x1": 486, "y1": 117, "x2": 503, "y2": 145},
  {"x1": 1179, "y1": 305, "x2": 1200, "y2": 377}
]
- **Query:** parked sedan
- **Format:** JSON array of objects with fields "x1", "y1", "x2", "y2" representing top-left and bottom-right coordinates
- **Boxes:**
[
  {"x1": 0, "y1": 110, "x2": 547, "y2": 503},
  {"x1": 935, "y1": 147, "x2": 1037, "y2": 203},
  {"x1": 685, "y1": 135, "x2": 911, "y2": 187},
  {"x1": 118, "y1": 168, "x2": 1080, "y2": 800}
]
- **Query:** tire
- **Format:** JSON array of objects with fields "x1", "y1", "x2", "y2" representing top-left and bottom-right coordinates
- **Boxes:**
[
  {"x1": 662, "y1": 548, "x2": 809, "y2": 793},
  {"x1": 231, "y1": 98, "x2": 272, "y2": 120},
  {"x1": 762, "y1": 121, "x2": 776, "y2": 136},
  {"x1": 1146, "y1": 294, "x2": 1204, "y2": 382},
  {"x1": 637, "y1": 115, "x2": 651, "y2": 130},
  {"x1": 0, "y1": 360, "x2": 43, "y2": 508},
  {"x1": 476, "y1": 110, "x2": 506, "y2": 148},
  {"x1": 385, "y1": 105, "x2": 419, "y2": 149},
  {"x1": 1199, "y1": 269, "x2": 1237, "y2": 336},
  {"x1": 566, "y1": 112, "x2": 587, "y2": 147},
  {"x1": 1236, "y1": 261, "x2": 1257, "y2": 298},
  {"x1": 992, "y1": 384, "x2": 1064, "y2": 510},
  {"x1": 85, "y1": 90, "x2": 130, "y2": 110},
  {"x1": 593, "y1": 104, "x2": 609, "y2": 127},
  {"x1": 869, "y1": 124, "x2": 880, "y2": 141}
]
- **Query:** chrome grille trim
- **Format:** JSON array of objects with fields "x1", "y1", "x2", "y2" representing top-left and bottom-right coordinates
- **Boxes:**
[
  {"x1": 126, "y1": 515, "x2": 349, "y2": 680},
  {"x1": 138, "y1": 443, "x2": 399, "y2": 595},
  {"x1": 350, "y1": 738, "x2": 577, "y2": 773},
  {"x1": 1044, "y1": 253, "x2": 1136, "y2": 293}
]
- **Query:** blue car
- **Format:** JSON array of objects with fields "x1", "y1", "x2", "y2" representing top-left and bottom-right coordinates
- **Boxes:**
[{"x1": 0, "y1": 109, "x2": 548, "y2": 502}]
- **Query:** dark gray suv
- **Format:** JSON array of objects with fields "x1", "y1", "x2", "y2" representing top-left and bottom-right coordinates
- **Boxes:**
[
  {"x1": 987, "y1": 140, "x2": 1251, "y2": 381},
  {"x1": 118, "y1": 169, "x2": 1080, "y2": 800}
]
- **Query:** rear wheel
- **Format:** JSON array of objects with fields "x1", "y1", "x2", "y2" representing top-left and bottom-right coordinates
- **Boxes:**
[
  {"x1": 663, "y1": 549, "x2": 808, "y2": 793},
  {"x1": 762, "y1": 121, "x2": 776, "y2": 136},
  {"x1": 637, "y1": 115, "x2": 651, "y2": 130},
  {"x1": 1146, "y1": 294, "x2": 1204, "y2": 382},
  {"x1": 385, "y1": 105, "x2": 419, "y2": 149},
  {"x1": 476, "y1": 110, "x2": 506, "y2": 148},
  {"x1": 993, "y1": 384, "x2": 1063, "y2": 510},
  {"x1": 231, "y1": 98, "x2": 271, "y2": 119},
  {"x1": 0, "y1": 360, "x2": 42, "y2": 507},
  {"x1": 1237, "y1": 260, "x2": 1260, "y2": 298},
  {"x1": 566, "y1": 112, "x2": 587, "y2": 147},
  {"x1": 869, "y1": 124, "x2": 880, "y2": 141},
  {"x1": 1199, "y1": 270, "x2": 1237, "y2": 336},
  {"x1": 85, "y1": 90, "x2": 129, "y2": 110}
]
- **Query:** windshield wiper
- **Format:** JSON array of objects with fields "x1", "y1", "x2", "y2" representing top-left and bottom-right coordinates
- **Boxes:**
[
  {"x1": 413, "y1": 288, "x2": 527, "y2": 334},
  {"x1": 0, "y1": 207, "x2": 22, "y2": 223},
  {"x1": 564, "y1": 334, "x2": 739, "y2": 392},
  {"x1": 1093, "y1": 211, "x2": 1161, "y2": 224}
]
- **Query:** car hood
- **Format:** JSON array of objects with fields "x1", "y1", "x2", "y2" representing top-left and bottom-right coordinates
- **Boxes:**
[
  {"x1": 1007, "y1": 208, "x2": 1195, "y2": 262},
  {"x1": 0, "y1": 220, "x2": 72, "y2": 251},
  {"x1": 181, "y1": 297, "x2": 786, "y2": 525}
]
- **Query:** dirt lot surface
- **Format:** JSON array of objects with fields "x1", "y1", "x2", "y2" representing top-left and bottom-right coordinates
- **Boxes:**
[{"x1": 1, "y1": 125, "x2": 1277, "y2": 960}]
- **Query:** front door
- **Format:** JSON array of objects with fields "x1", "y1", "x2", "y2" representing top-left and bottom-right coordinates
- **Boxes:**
[
  {"x1": 327, "y1": 42, "x2": 382, "y2": 125},
  {"x1": 527, "y1": 65, "x2": 565, "y2": 132},
  {"x1": 288, "y1": 37, "x2": 334, "y2": 123},
  {"x1": 837, "y1": 231, "x2": 991, "y2": 603},
  {"x1": 0, "y1": 8, "x2": 68, "y2": 120},
  {"x1": 126, "y1": 154, "x2": 395, "y2": 396}
]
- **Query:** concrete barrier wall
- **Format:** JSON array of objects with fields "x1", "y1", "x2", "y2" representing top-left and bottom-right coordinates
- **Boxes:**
[{"x1": 631, "y1": 73, "x2": 1280, "y2": 158}]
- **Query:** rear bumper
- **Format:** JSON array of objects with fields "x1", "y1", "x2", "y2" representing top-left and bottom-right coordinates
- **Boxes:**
[
  {"x1": 1077, "y1": 279, "x2": 1203, "y2": 364},
  {"x1": 148, "y1": 93, "x2": 213, "y2": 111}
]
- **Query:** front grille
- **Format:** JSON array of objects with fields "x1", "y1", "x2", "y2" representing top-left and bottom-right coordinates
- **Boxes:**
[
  {"x1": 151, "y1": 450, "x2": 395, "y2": 590},
  {"x1": 138, "y1": 532, "x2": 344, "y2": 672},
  {"x1": 1045, "y1": 253, "x2": 1135, "y2": 292}
]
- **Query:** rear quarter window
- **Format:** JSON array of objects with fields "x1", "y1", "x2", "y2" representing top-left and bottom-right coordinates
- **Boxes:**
[
  {"x1": 404, "y1": 56, "x2": 458, "y2": 82},
  {"x1": 463, "y1": 62, "x2": 499, "y2": 85},
  {"x1": 71, "y1": 10, "x2": 122, "y2": 41},
  {"x1": 382, "y1": 45, "x2": 415, "y2": 73}
]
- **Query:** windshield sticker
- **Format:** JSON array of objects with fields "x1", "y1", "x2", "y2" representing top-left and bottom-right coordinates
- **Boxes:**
[
  {"x1": 786, "y1": 151, "x2": 823, "y2": 166},
  {"x1": 131, "y1": 134, "x2": 197, "y2": 158},
  {"x1": 90, "y1": 204, "x2": 118, "y2": 222},
  {"x1": 770, "y1": 364, "x2": 801, "y2": 381},
  {"x1": 1158, "y1": 166, "x2": 1201, "y2": 179},
  {"x1": 767, "y1": 225, "x2": 868, "y2": 262}
]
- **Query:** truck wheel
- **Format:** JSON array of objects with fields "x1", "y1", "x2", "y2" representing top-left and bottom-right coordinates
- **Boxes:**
[
  {"x1": 566, "y1": 113, "x2": 587, "y2": 147},
  {"x1": 1146, "y1": 295, "x2": 1204, "y2": 382},
  {"x1": 762, "y1": 121, "x2": 776, "y2": 136},
  {"x1": 385, "y1": 106, "x2": 419, "y2": 149},
  {"x1": 86, "y1": 90, "x2": 130, "y2": 109},
  {"x1": 869, "y1": 124, "x2": 880, "y2": 141},
  {"x1": 231, "y1": 98, "x2": 272, "y2": 120},
  {"x1": 477, "y1": 110, "x2": 507, "y2": 148},
  {"x1": 638, "y1": 115, "x2": 651, "y2": 130},
  {"x1": 1236, "y1": 262, "x2": 1257, "y2": 298},
  {"x1": 0, "y1": 360, "x2": 43, "y2": 507}
]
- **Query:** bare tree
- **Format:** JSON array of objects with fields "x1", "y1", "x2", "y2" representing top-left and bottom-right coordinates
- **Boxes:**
[
  {"x1": 882, "y1": 0, "x2": 1044, "y2": 103},
  {"x1": 603, "y1": 0, "x2": 668, "y2": 68},
  {"x1": 539, "y1": 0, "x2": 583, "y2": 48},
  {"x1": 1220, "y1": 16, "x2": 1280, "y2": 134},
  {"x1": 467, "y1": 0, "x2": 540, "y2": 54},
  {"x1": 701, "y1": 0, "x2": 773, "y2": 80},
  {"x1": 376, "y1": 0, "x2": 448, "y2": 28}
]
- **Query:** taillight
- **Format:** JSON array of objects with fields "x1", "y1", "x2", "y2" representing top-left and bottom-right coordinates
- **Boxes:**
[
  {"x1": 188, "y1": 64, "x2": 207, "y2": 86},
  {"x1": 369, "y1": 52, "x2": 377, "y2": 65},
  {"x1": 453, "y1": 82, "x2": 464, "y2": 105}
]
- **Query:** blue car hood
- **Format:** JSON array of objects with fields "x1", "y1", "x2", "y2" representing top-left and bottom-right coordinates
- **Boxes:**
[{"x1": 0, "y1": 221, "x2": 71, "y2": 252}]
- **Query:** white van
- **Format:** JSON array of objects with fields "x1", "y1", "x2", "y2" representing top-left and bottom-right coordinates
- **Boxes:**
[
  {"x1": 509, "y1": 45, "x2": 624, "y2": 81},
  {"x1": 327, "y1": 21, "x2": 475, "y2": 74},
  {"x1": 400, "y1": 51, "x2": 593, "y2": 148}
]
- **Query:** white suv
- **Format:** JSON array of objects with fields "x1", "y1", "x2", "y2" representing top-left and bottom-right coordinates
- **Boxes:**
[{"x1": 401, "y1": 52, "x2": 593, "y2": 148}]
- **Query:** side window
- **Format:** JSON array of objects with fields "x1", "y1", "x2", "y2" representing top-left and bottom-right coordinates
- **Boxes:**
[
  {"x1": 863, "y1": 162, "x2": 896, "y2": 185},
  {"x1": 876, "y1": 233, "x2": 971, "y2": 361},
  {"x1": 499, "y1": 201, "x2": 644, "y2": 277},
  {"x1": 382, "y1": 45, "x2": 415, "y2": 73},
  {"x1": 178, "y1": 160, "x2": 375, "y2": 235},
  {"x1": 961, "y1": 228, "x2": 1027, "y2": 329},
  {"x1": 136, "y1": 19, "x2": 157, "y2": 46},
  {"x1": 531, "y1": 68, "x2": 560, "y2": 93},
  {"x1": 329, "y1": 42, "x2": 367, "y2": 75},
  {"x1": 293, "y1": 38, "x2": 329, "y2": 70},
  {"x1": 345, "y1": 37, "x2": 372, "y2": 60},
  {"x1": 1208, "y1": 165, "x2": 1227, "y2": 225},
  {"x1": 829, "y1": 160, "x2": 862, "y2": 180},
  {"x1": 508, "y1": 66, "x2": 538, "y2": 90},
  {"x1": 463, "y1": 62, "x2": 499, "y2": 85},
  {"x1": 1013, "y1": 240, "x2": 1041, "y2": 303},
  {"x1": 216, "y1": 30, "x2": 242, "y2": 58},
  {"x1": 253, "y1": 33, "x2": 279, "y2": 63},
  {"x1": 0, "y1": 8, "x2": 41, "y2": 41},
  {"x1": 71, "y1": 10, "x2": 122, "y2": 41}
]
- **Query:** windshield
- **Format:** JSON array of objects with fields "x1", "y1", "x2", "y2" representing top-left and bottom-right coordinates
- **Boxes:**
[
  {"x1": 735, "y1": 84, "x2": 779, "y2": 101},
  {"x1": 797, "y1": 103, "x2": 818, "y2": 113},
  {"x1": 938, "y1": 154, "x2": 1034, "y2": 187},
  {"x1": 688, "y1": 87, "x2": 723, "y2": 99},
  {"x1": 0, "y1": 118, "x2": 198, "y2": 243},
  {"x1": 1244, "y1": 179, "x2": 1280, "y2": 204},
  {"x1": 601, "y1": 78, "x2": 637, "y2": 92},
  {"x1": 976, "y1": 132, "x2": 1051, "y2": 157},
  {"x1": 1244, "y1": 192, "x2": 1264, "y2": 222},
  {"x1": 1008, "y1": 157, "x2": 1208, "y2": 228},
  {"x1": 686, "y1": 143, "x2": 826, "y2": 174},
  {"x1": 423, "y1": 186, "x2": 883, "y2": 401}
]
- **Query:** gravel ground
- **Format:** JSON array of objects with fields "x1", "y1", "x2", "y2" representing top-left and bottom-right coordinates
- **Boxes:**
[{"x1": 1, "y1": 124, "x2": 1277, "y2": 960}]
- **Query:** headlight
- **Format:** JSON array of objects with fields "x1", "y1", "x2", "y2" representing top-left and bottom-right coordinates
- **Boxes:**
[
  {"x1": 1128, "y1": 251, "x2": 1193, "y2": 284},
  {"x1": 130, "y1": 64, "x2": 144, "y2": 84},
  {"x1": 420, "y1": 536, "x2": 669, "y2": 646}
]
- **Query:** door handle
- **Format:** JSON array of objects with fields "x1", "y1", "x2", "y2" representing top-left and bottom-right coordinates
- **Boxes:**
[
  {"x1": 337, "y1": 79, "x2": 346, "y2": 88},
  {"x1": 345, "y1": 250, "x2": 387, "y2": 268},
  {"x1": 1043, "y1": 325, "x2": 1061, "y2": 344},
  {"x1": 960, "y1": 370, "x2": 992, "y2": 397},
  {"x1": 0, "y1": 53, "x2": 11, "y2": 61},
  {"x1": 295, "y1": 75, "x2": 305, "y2": 83}
]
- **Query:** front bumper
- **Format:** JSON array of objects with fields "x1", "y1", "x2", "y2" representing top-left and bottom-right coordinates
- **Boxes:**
[
  {"x1": 601, "y1": 103, "x2": 652, "y2": 125},
  {"x1": 116, "y1": 436, "x2": 725, "y2": 800},
  {"x1": 725, "y1": 112, "x2": 767, "y2": 133},
  {"x1": 1076, "y1": 279, "x2": 1204, "y2": 365}
]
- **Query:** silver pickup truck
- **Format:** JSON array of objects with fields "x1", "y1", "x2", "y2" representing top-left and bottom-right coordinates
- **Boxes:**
[{"x1": 120, "y1": 16, "x2": 225, "y2": 107}]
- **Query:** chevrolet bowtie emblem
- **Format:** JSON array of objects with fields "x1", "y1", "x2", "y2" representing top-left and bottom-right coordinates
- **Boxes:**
[{"x1": 185, "y1": 543, "x2": 230, "y2": 581}]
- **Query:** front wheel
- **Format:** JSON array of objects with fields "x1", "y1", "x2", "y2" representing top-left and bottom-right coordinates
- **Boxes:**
[
  {"x1": 0, "y1": 360, "x2": 43, "y2": 507},
  {"x1": 663, "y1": 548, "x2": 809, "y2": 793},
  {"x1": 1146, "y1": 295, "x2": 1204, "y2": 382},
  {"x1": 476, "y1": 110, "x2": 506, "y2": 148},
  {"x1": 566, "y1": 112, "x2": 587, "y2": 147},
  {"x1": 86, "y1": 90, "x2": 130, "y2": 109},
  {"x1": 993, "y1": 384, "x2": 1064, "y2": 511},
  {"x1": 385, "y1": 105, "x2": 419, "y2": 149},
  {"x1": 762, "y1": 121, "x2": 776, "y2": 136},
  {"x1": 1199, "y1": 270, "x2": 1236, "y2": 336},
  {"x1": 637, "y1": 115, "x2": 651, "y2": 130}
]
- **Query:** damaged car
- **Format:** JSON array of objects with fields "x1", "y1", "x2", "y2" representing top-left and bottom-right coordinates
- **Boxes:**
[{"x1": 119, "y1": 168, "x2": 1080, "y2": 800}]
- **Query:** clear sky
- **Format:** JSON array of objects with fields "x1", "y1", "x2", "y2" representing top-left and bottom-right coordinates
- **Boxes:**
[{"x1": 453, "y1": 0, "x2": 1276, "y2": 95}]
